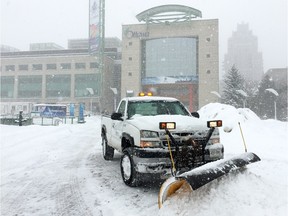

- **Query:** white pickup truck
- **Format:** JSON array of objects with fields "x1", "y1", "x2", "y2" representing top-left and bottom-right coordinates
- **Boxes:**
[{"x1": 101, "y1": 95, "x2": 224, "y2": 186}]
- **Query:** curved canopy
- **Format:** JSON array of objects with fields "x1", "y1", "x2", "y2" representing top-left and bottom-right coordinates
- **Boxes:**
[{"x1": 136, "y1": 5, "x2": 202, "y2": 24}]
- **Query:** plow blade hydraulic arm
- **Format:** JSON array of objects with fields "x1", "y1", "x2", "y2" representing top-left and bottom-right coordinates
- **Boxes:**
[{"x1": 158, "y1": 152, "x2": 261, "y2": 208}]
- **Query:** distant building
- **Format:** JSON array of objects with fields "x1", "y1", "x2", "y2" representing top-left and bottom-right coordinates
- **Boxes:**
[
  {"x1": 68, "y1": 39, "x2": 89, "y2": 49},
  {"x1": 0, "y1": 45, "x2": 20, "y2": 53},
  {"x1": 121, "y1": 5, "x2": 219, "y2": 110},
  {"x1": 223, "y1": 23, "x2": 263, "y2": 82},
  {"x1": 30, "y1": 42, "x2": 64, "y2": 51},
  {"x1": 0, "y1": 38, "x2": 122, "y2": 116},
  {"x1": 68, "y1": 38, "x2": 121, "y2": 50}
]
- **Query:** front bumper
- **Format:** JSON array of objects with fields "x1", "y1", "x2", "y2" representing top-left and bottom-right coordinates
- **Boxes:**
[{"x1": 130, "y1": 143, "x2": 224, "y2": 175}]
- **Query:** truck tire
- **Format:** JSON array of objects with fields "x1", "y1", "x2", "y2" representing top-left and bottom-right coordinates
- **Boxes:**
[
  {"x1": 102, "y1": 134, "x2": 114, "y2": 160},
  {"x1": 120, "y1": 148, "x2": 140, "y2": 187}
]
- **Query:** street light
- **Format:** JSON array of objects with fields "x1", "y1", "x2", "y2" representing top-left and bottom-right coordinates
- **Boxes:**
[
  {"x1": 236, "y1": 90, "x2": 248, "y2": 108},
  {"x1": 210, "y1": 91, "x2": 221, "y2": 98},
  {"x1": 265, "y1": 88, "x2": 279, "y2": 120},
  {"x1": 110, "y1": 87, "x2": 118, "y2": 111},
  {"x1": 86, "y1": 88, "x2": 94, "y2": 114}
]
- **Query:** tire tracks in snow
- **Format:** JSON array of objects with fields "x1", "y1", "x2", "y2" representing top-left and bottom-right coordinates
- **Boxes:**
[
  {"x1": 53, "y1": 149, "x2": 98, "y2": 216},
  {"x1": 55, "y1": 175, "x2": 93, "y2": 216},
  {"x1": 85, "y1": 151, "x2": 159, "y2": 215},
  {"x1": 1, "y1": 147, "x2": 97, "y2": 216}
]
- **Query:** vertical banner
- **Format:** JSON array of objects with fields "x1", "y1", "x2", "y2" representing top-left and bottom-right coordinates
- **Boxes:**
[{"x1": 89, "y1": 0, "x2": 100, "y2": 55}]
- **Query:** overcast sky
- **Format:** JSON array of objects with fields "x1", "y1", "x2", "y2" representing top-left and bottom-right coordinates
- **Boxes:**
[{"x1": 1, "y1": 0, "x2": 287, "y2": 73}]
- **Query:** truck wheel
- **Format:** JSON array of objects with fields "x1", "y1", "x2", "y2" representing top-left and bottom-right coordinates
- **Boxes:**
[
  {"x1": 102, "y1": 134, "x2": 114, "y2": 160},
  {"x1": 120, "y1": 149, "x2": 140, "y2": 187}
]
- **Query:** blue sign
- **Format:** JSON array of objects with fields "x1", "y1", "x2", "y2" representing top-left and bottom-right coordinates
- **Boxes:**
[
  {"x1": 78, "y1": 103, "x2": 85, "y2": 123},
  {"x1": 70, "y1": 103, "x2": 75, "y2": 117}
]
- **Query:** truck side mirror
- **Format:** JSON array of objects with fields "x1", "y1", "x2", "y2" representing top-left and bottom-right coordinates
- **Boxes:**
[
  {"x1": 111, "y1": 112, "x2": 123, "y2": 121},
  {"x1": 191, "y1": 112, "x2": 200, "y2": 118}
]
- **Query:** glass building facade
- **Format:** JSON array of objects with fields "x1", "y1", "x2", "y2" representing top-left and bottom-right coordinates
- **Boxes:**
[
  {"x1": 141, "y1": 37, "x2": 198, "y2": 84},
  {"x1": 46, "y1": 75, "x2": 71, "y2": 98},
  {"x1": 74, "y1": 74, "x2": 101, "y2": 97},
  {"x1": 0, "y1": 76, "x2": 14, "y2": 98},
  {"x1": 18, "y1": 75, "x2": 42, "y2": 98}
]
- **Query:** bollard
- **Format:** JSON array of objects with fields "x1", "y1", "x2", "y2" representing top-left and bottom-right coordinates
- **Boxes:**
[{"x1": 19, "y1": 111, "x2": 23, "y2": 126}]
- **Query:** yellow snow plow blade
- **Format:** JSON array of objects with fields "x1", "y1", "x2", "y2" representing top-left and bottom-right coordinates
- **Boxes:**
[
  {"x1": 158, "y1": 152, "x2": 261, "y2": 208},
  {"x1": 158, "y1": 177, "x2": 192, "y2": 208}
]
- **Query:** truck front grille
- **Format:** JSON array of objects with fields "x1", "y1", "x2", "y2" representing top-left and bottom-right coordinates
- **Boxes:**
[{"x1": 161, "y1": 137, "x2": 206, "y2": 148}]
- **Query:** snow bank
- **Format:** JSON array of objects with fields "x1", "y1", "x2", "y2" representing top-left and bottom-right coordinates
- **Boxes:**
[
  {"x1": 198, "y1": 103, "x2": 287, "y2": 160},
  {"x1": 159, "y1": 103, "x2": 288, "y2": 216}
]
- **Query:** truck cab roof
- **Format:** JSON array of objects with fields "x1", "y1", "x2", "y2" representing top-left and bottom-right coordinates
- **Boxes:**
[{"x1": 124, "y1": 96, "x2": 179, "y2": 102}]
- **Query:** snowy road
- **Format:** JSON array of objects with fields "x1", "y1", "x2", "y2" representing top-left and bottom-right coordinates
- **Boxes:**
[
  {"x1": 1, "y1": 116, "x2": 159, "y2": 216},
  {"x1": 1, "y1": 109, "x2": 287, "y2": 216}
]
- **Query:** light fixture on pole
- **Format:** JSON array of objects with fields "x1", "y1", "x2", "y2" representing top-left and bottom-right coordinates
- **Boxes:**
[
  {"x1": 236, "y1": 90, "x2": 248, "y2": 108},
  {"x1": 265, "y1": 88, "x2": 279, "y2": 120},
  {"x1": 86, "y1": 88, "x2": 94, "y2": 114},
  {"x1": 210, "y1": 91, "x2": 221, "y2": 101},
  {"x1": 110, "y1": 87, "x2": 118, "y2": 111}
]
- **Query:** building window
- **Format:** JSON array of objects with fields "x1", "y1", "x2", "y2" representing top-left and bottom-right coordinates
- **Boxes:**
[
  {"x1": 90, "y1": 62, "x2": 99, "y2": 69},
  {"x1": 32, "y1": 64, "x2": 43, "y2": 70},
  {"x1": 19, "y1": 64, "x2": 28, "y2": 71},
  {"x1": 0, "y1": 76, "x2": 14, "y2": 98},
  {"x1": 128, "y1": 72, "x2": 132, "y2": 76},
  {"x1": 46, "y1": 74, "x2": 71, "y2": 97},
  {"x1": 18, "y1": 75, "x2": 42, "y2": 98},
  {"x1": 47, "y1": 63, "x2": 57, "y2": 70},
  {"x1": 129, "y1": 42, "x2": 132, "y2": 46},
  {"x1": 141, "y1": 37, "x2": 198, "y2": 81},
  {"x1": 129, "y1": 57, "x2": 132, "y2": 61},
  {"x1": 75, "y1": 74, "x2": 101, "y2": 97},
  {"x1": 206, "y1": 70, "x2": 211, "y2": 74},
  {"x1": 5, "y1": 65, "x2": 15, "y2": 71},
  {"x1": 206, "y1": 54, "x2": 211, "y2": 58},
  {"x1": 60, "y1": 63, "x2": 71, "y2": 70},
  {"x1": 75, "y1": 63, "x2": 86, "y2": 69},
  {"x1": 206, "y1": 37, "x2": 211, "y2": 42}
]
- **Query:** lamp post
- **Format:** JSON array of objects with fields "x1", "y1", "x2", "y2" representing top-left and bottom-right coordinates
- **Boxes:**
[
  {"x1": 265, "y1": 88, "x2": 279, "y2": 120},
  {"x1": 86, "y1": 88, "x2": 94, "y2": 114},
  {"x1": 210, "y1": 91, "x2": 221, "y2": 99},
  {"x1": 210, "y1": 91, "x2": 222, "y2": 103},
  {"x1": 110, "y1": 87, "x2": 118, "y2": 111},
  {"x1": 236, "y1": 90, "x2": 248, "y2": 108}
]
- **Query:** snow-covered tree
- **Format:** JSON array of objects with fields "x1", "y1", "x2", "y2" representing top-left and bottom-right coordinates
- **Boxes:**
[{"x1": 222, "y1": 65, "x2": 246, "y2": 108}]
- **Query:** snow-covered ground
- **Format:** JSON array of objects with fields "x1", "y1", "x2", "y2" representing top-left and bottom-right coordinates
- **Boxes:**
[{"x1": 1, "y1": 103, "x2": 287, "y2": 216}]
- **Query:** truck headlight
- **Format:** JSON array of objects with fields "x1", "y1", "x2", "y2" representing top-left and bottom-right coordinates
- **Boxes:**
[
  {"x1": 140, "y1": 130, "x2": 160, "y2": 148},
  {"x1": 210, "y1": 137, "x2": 220, "y2": 144},
  {"x1": 208, "y1": 127, "x2": 220, "y2": 145},
  {"x1": 140, "y1": 130, "x2": 158, "y2": 138}
]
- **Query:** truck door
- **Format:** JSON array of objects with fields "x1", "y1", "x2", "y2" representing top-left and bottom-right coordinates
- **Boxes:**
[{"x1": 110, "y1": 100, "x2": 126, "y2": 151}]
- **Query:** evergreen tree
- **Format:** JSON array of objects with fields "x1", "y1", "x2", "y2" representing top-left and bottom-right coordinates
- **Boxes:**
[{"x1": 222, "y1": 65, "x2": 246, "y2": 108}]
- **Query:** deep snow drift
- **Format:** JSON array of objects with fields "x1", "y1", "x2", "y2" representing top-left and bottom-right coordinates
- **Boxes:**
[
  {"x1": 159, "y1": 103, "x2": 288, "y2": 216},
  {"x1": 1, "y1": 103, "x2": 287, "y2": 216}
]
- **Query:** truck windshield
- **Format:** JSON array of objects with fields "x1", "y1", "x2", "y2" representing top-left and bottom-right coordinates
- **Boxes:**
[{"x1": 127, "y1": 100, "x2": 190, "y2": 118}]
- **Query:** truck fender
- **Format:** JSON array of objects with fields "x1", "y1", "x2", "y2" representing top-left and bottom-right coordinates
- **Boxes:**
[
  {"x1": 122, "y1": 133, "x2": 135, "y2": 150},
  {"x1": 101, "y1": 125, "x2": 107, "y2": 137}
]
